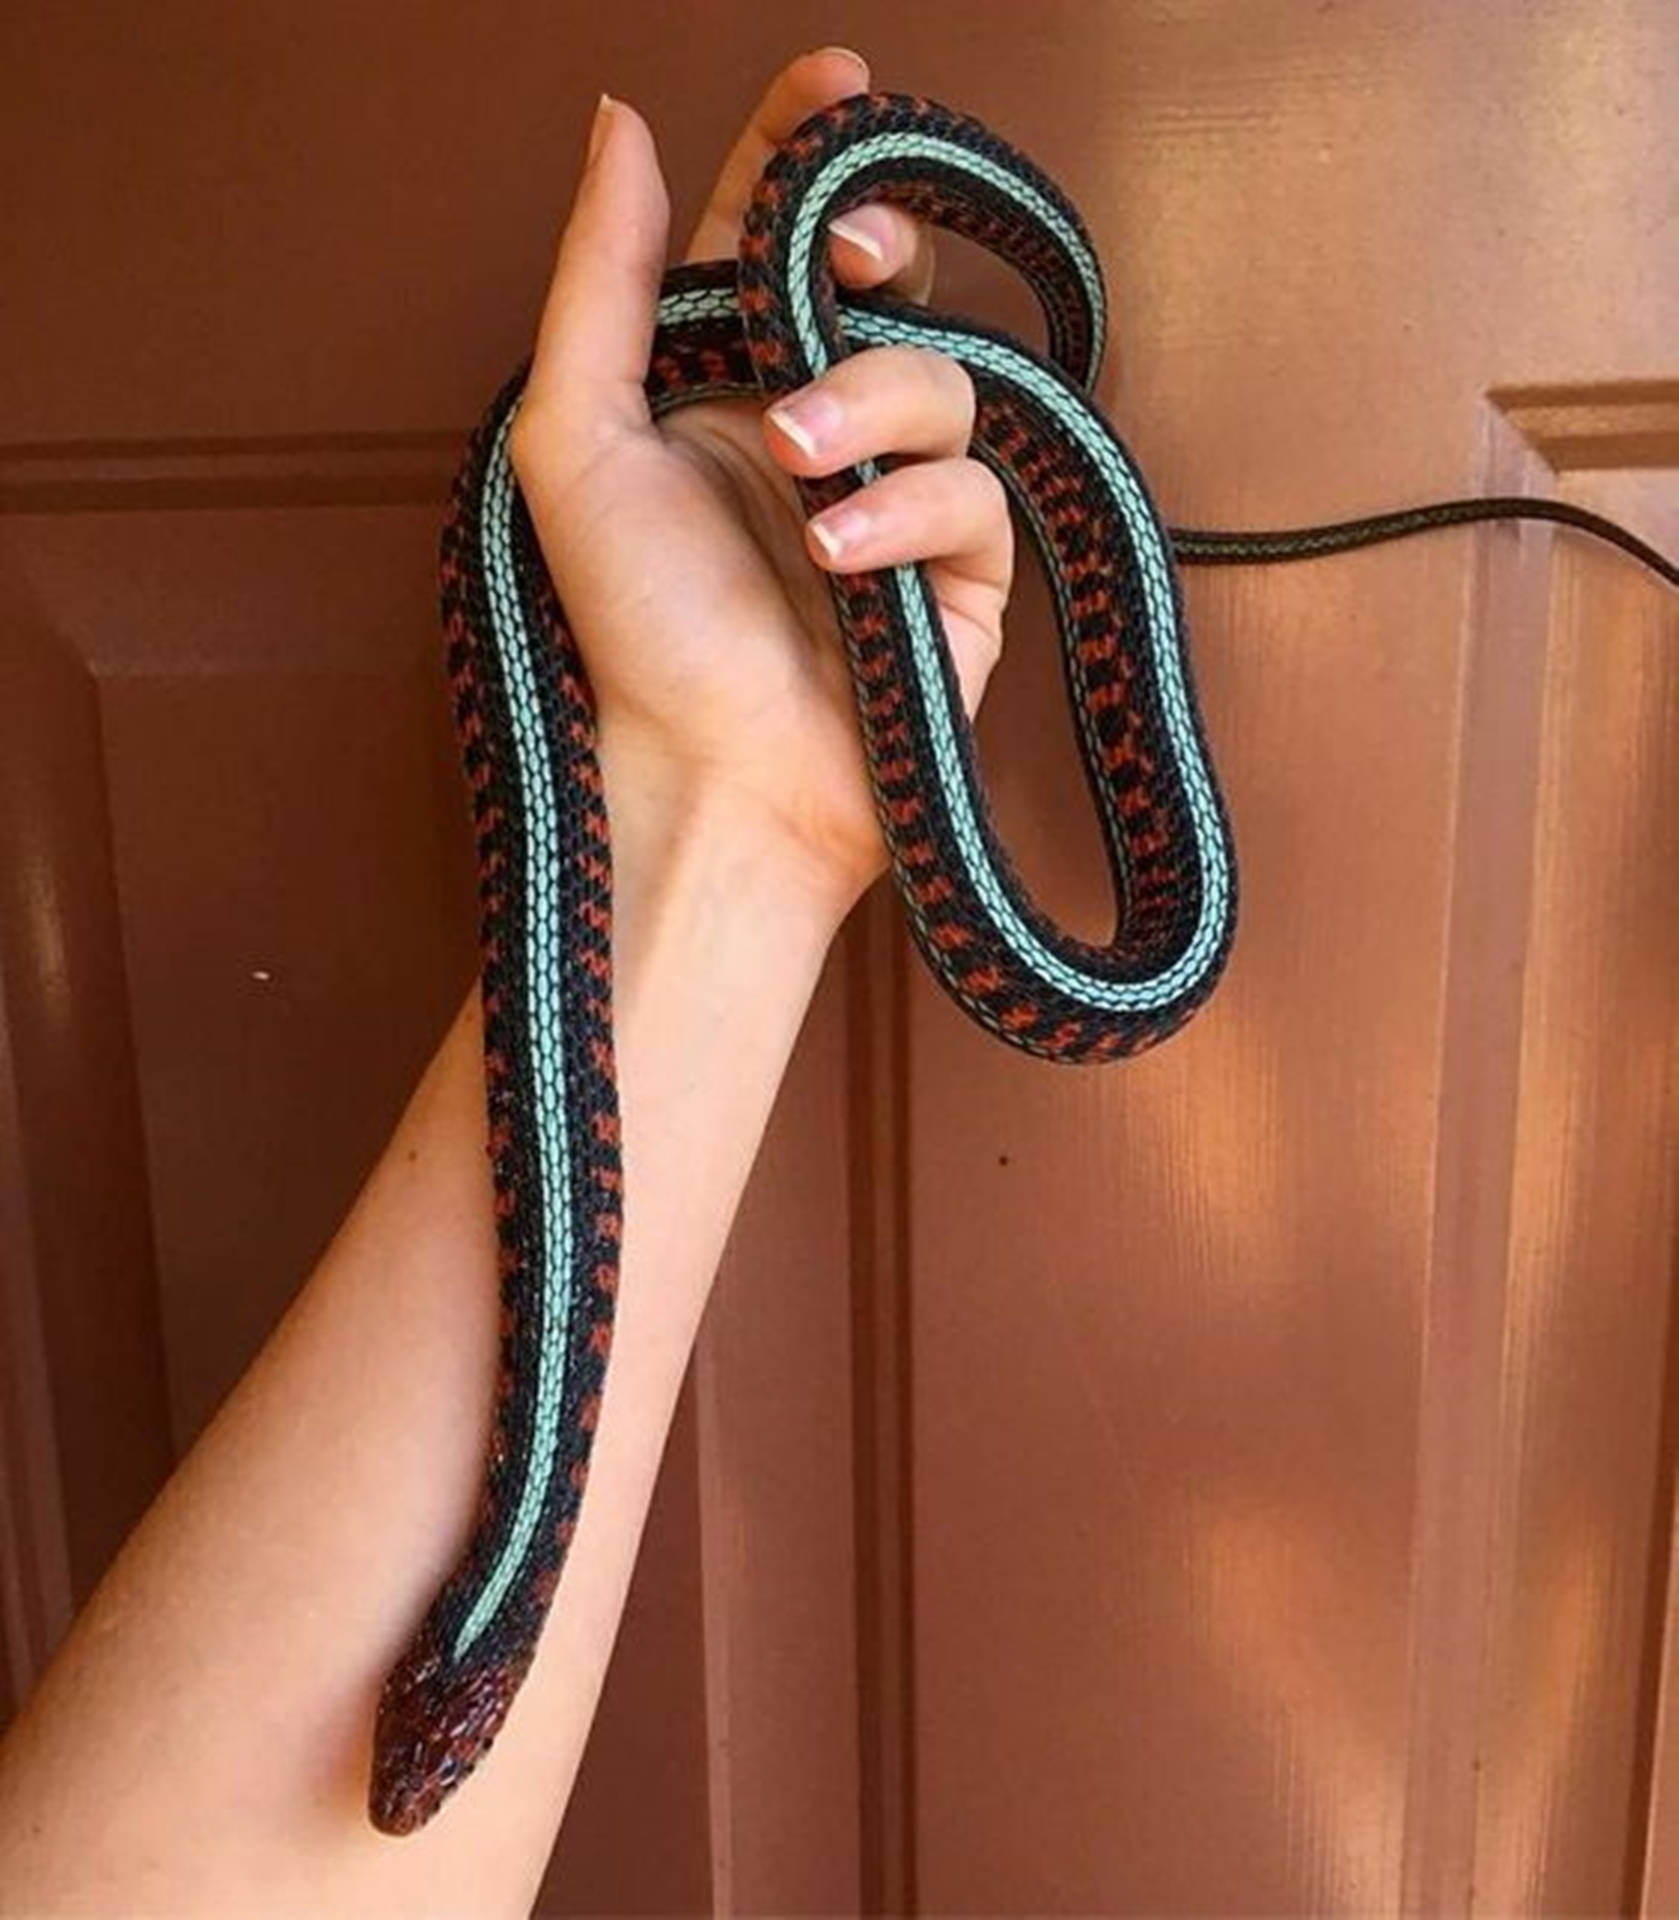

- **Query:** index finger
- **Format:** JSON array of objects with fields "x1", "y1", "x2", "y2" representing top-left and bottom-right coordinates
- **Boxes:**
[{"x1": 681, "y1": 46, "x2": 937, "y2": 305}]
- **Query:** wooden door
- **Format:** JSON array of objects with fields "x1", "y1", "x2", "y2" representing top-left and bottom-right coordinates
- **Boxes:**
[{"x1": 3, "y1": 5, "x2": 1676, "y2": 1914}]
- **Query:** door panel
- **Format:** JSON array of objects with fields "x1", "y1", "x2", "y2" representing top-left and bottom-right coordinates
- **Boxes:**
[
  {"x1": 3, "y1": 5, "x2": 1676, "y2": 1915},
  {"x1": 1470, "y1": 469, "x2": 1679, "y2": 1915},
  {"x1": 896, "y1": 8, "x2": 1679, "y2": 1911}
]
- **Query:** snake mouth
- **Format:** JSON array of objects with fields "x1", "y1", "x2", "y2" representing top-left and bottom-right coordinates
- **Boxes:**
[{"x1": 368, "y1": 1630, "x2": 528, "y2": 1836}]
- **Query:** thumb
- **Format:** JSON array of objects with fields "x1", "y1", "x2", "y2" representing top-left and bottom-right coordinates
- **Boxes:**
[{"x1": 519, "y1": 95, "x2": 670, "y2": 455}]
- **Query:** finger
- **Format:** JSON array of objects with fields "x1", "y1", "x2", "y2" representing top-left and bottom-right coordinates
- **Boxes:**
[
  {"x1": 682, "y1": 48, "x2": 935, "y2": 305},
  {"x1": 516, "y1": 95, "x2": 670, "y2": 465},
  {"x1": 803, "y1": 455, "x2": 1013, "y2": 602},
  {"x1": 826, "y1": 205, "x2": 939, "y2": 305},
  {"x1": 761, "y1": 344, "x2": 975, "y2": 474},
  {"x1": 682, "y1": 46, "x2": 870, "y2": 264}
]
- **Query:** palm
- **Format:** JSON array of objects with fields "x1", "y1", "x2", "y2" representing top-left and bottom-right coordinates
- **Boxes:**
[
  {"x1": 531, "y1": 388, "x2": 1005, "y2": 898},
  {"x1": 510, "y1": 52, "x2": 1011, "y2": 908}
]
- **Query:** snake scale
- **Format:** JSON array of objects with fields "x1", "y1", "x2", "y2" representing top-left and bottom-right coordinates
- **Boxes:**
[{"x1": 367, "y1": 88, "x2": 1678, "y2": 1834}]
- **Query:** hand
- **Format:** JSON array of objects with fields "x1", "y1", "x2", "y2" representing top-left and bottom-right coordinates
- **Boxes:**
[{"x1": 507, "y1": 46, "x2": 1014, "y2": 925}]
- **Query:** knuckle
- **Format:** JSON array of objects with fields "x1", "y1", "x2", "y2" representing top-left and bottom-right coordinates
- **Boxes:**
[
  {"x1": 509, "y1": 398, "x2": 616, "y2": 501},
  {"x1": 967, "y1": 457, "x2": 1008, "y2": 516},
  {"x1": 923, "y1": 347, "x2": 975, "y2": 417},
  {"x1": 507, "y1": 406, "x2": 545, "y2": 484},
  {"x1": 851, "y1": 341, "x2": 969, "y2": 407},
  {"x1": 847, "y1": 344, "x2": 973, "y2": 442},
  {"x1": 846, "y1": 342, "x2": 920, "y2": 395}
]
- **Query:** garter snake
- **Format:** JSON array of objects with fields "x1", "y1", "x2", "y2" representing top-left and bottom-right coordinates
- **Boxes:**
[{"x1": 368, "y1": 87, "x2": 1677, "y2": 1834}]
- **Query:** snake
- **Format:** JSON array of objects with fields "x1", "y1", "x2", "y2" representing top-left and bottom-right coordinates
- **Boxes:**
[{"x1": 366, "y1": 87, "x2": 1678, "y2": 1835}]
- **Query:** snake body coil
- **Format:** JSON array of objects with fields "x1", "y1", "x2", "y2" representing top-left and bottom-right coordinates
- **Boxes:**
[
  {"x1": 367, "y1": 88, "x2": 1674, "y2": 1835},
  {"x1": 367, "y1": 86, "x2": 1233, "y2": 1836}
]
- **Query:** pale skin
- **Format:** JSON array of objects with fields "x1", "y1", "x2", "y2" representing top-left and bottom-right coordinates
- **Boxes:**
[{"x1": 0, "y1": 46, "x2": 1014, "y2": 1919}]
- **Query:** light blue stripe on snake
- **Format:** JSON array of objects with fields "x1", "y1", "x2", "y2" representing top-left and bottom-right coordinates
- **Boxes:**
[
  {"x1": 452, "y1": 178, "x2": 1220, "y2": 1652},
  {"x1": 784, "y1": 132, "x2": 1230, "y2": 1008},
  {"x1": 452, "y1": 405, "x2": 575, "y2": 1660}
]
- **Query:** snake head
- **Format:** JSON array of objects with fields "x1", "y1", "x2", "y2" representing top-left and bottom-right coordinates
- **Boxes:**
[{"x1": 368, "y1": 1628, "x2": 529, "y2": 1835}]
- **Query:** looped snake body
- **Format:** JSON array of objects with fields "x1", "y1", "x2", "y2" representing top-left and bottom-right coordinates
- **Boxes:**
[{"x1": 367, "y1": 88, "x2": 1676, "y2": 1835}]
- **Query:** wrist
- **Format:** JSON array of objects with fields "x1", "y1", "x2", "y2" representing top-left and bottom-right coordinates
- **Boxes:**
[{"x1": 596, "y1": 734, "x2": 864, "y2": 956}]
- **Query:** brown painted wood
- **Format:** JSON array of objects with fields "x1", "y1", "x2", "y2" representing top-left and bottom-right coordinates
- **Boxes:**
[
  {"x1": 3, "y1": 5, "x2": 1676, "y2": 1915},
  {"x1": 1470, "y1": 466, "x2": 1679, "y2": 1914},
  {"x1": 0, "y1": 5, "x2": 741, "y2": 1903},
  {"x1": 688, "y1": 952, "x2": 862, "y2": 1915},
  {"x1": 894, "y1": 9, "x2": 1679, "y2": 1914},
  {"x1": 0, "y1": 607, "x2": 173, "y2": 1638}
]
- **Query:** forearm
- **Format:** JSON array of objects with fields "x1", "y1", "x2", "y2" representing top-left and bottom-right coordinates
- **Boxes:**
[{"x1": 0, "y1": 771, "x2": 844, "y2": 1916}]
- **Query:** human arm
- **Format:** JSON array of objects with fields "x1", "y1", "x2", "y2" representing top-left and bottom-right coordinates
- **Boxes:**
[{"x1": 0, "y1": 44, "x2": 1011, "y2": 1915}]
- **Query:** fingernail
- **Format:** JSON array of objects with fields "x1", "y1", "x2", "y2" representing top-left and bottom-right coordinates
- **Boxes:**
[
  {"x1": 766, "y1": 387, "x2": 844, "y2": 457},
  {"x1": 586, "y1": 92, "x2": 615, "y2": 169},
  {"x1": 810, "y1": 504, "x2": 869, "y2": 560},
  {"x1": 828, "y1": 212, "x2": 887, "y2": 262},
  {"x1": 813, "y1": 44, "x2": 869, "y2": 73}
]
